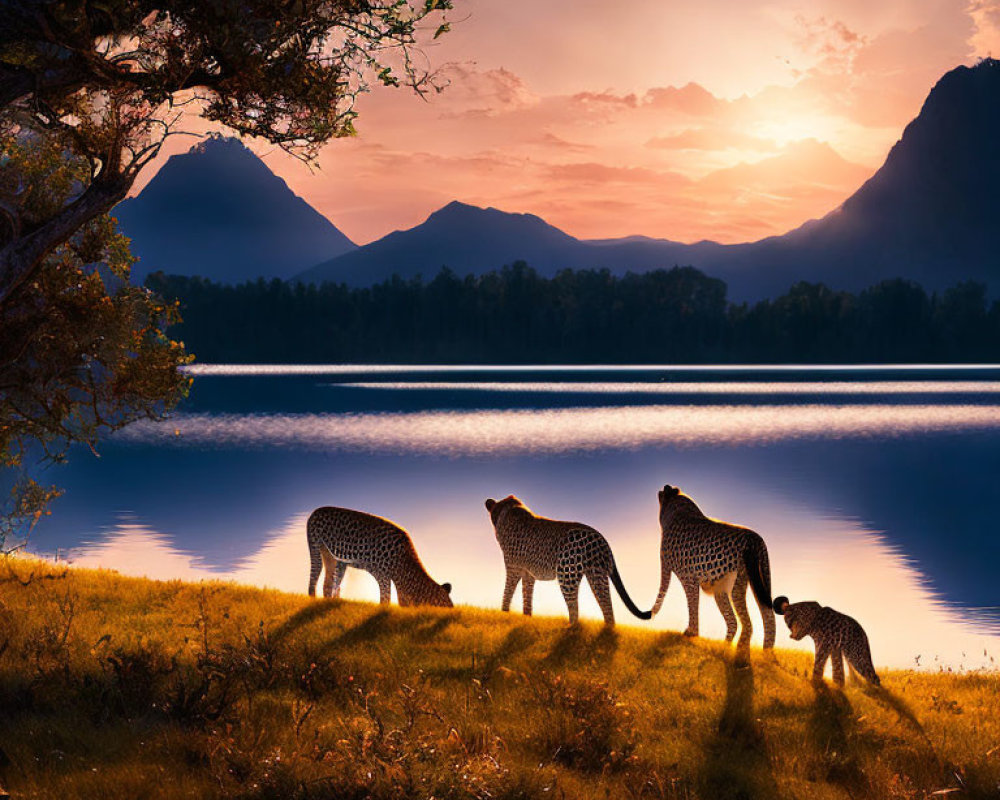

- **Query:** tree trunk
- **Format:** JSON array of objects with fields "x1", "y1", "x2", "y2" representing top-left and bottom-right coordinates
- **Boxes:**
[{"x1": 0, "y1": 173, "x2": 132, "y2": 308}]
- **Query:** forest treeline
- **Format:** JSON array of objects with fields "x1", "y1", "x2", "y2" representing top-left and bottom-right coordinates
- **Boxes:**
[{"x1": 147, "y1": 263, "x2": 1000, "y2": 363}]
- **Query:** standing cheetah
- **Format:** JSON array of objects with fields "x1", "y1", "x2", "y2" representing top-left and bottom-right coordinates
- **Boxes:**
[
  {"x1": 652, "y1": 485, "x2": 775, "y2": 649},
  {"x1": 775, "y1": 596, "x2": 880, "y2": 686},
  {"x1": 485, "y1": 495, "x2": 651, "y2": 626},
  {"x1": 307, "y1": 506, "x2": 453, "y2": 608}
]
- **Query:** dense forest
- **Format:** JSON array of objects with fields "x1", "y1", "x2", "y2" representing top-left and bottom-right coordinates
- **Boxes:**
[{"x1": 147, "y1": 264, "x2": 1000, "y2": 363}]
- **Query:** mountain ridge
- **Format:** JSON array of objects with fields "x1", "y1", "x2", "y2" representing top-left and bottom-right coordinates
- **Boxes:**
[{"x1": 297, "y1": 60, "x2": 1000, "y2": 300}]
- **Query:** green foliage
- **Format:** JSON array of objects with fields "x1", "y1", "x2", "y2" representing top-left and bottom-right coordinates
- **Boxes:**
[{"x1": 148, "y1": 265, "x2": 1000, "y2": 364}]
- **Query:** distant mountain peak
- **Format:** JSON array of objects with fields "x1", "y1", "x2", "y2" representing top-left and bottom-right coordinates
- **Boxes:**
[
  {"x1": 115, "y1": 137, "x2": 355, "y2": 283},
  {"x1": 192, "y1": 133, "x2": 251, "y2": 154},
  {"x1": 424, "y1": 200, "x2": 566, "y2": 232}
]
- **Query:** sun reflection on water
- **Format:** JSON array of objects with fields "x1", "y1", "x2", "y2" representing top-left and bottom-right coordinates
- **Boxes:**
[{"x1": 116, "y1": 404, "x2": 1000, "y2": 454}]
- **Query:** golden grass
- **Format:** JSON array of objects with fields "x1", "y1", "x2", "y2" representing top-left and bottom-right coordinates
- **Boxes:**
[{"x1": 0, "y1": 556, "x2": 997, "y2": 799}]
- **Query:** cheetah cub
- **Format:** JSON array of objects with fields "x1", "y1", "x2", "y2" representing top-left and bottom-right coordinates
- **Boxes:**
[
  {"x1": 485, "y1": 495, "x2": 651, "y2": 626},
  {"x1": 774, "y1": 596, "x2": 880, "y2": 687}
]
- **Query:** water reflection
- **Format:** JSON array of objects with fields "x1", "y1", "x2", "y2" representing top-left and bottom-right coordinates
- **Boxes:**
[
  {"x1": 340, "y1": 380, "x2": 1000, "y2": 395},
  {"x1": 28, "y1": 366, "x2": 1000, "y2": 672},
  {"x1": 118, "y1": 404, "x2": 1000, "y2": 454}
]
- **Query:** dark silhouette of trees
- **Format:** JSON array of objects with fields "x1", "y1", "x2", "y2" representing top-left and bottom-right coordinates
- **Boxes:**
[{"x1": 147, "y1": 265, "x2": 1000, "y2": 365}]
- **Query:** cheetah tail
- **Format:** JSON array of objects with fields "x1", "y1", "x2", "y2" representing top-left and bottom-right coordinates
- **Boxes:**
[
  {"x1": 649, "y1": 550, "x2": 671, "y2": 618},
  {"x1": 610, "y1": 560, "x2": 653, "y2": 620},
  {"x1": 742, "y1": 536, "x2": 773, "y2": 610}
]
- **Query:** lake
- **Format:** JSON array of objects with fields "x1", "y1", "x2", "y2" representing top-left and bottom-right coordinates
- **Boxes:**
[{"x1": 28, "y1": 364, "x2": 1000, "y2": 672}]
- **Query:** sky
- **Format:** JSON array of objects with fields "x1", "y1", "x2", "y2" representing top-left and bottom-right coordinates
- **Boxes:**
[{"x1": 140, "y1": 0, "x2": 1000, "y2": 246}]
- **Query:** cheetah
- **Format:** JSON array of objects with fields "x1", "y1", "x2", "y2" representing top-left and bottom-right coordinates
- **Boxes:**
[
  {"x1": 307, "y1": 506, "x2": 453, "y2": 608},
  {"x1": 485, "y1": 495, "x2": 651, "y2": 626},
  {"x1": 651, "y1": 485, "x2": 775, "y2": 649},
  {"x1": 775, "y1": 596, "x2": 880, "y2": 687}
]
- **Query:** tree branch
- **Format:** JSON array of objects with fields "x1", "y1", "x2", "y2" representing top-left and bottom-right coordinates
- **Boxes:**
[{"x1": 0, "y1": 171, "x2": 131, "y2": 307}]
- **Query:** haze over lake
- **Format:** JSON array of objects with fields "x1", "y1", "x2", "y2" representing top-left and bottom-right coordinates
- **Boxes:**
[{"x1": 30, "y1": 364, "x2": 1000, "y2": 671}]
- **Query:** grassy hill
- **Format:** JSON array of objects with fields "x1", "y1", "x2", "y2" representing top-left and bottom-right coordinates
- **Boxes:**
[{"x1": 0, "y1": 558, "x2": 997, "y2": 799}]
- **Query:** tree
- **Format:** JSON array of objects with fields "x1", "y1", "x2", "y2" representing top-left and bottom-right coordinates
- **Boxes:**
[
  {"x1": 0, "y1": 0, "x2": 453, "y2": 304},
  {"x1": 0, "y1": 0, "x2": 452, "y2": 548},
  {"x1": 0, "y1": 134, "x2": 190, "y2": 550}
]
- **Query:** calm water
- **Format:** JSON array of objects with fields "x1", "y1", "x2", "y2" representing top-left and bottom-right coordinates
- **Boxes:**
[{"x1": 29, "y1": 364, "x2": 1000, "y2": 671}]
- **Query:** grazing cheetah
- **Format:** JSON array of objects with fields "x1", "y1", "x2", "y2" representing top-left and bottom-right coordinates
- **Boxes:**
[
  {"x1": 775, "y1": 596, "x2": 880, "y2": 687},
  {"x1": 652, "y1": 485, "x2": 775, "y2": 649},
  {"x1": 307, "y1": 506, "x2": 453, "y2": 608},
  {"x1": 485, "y1": 495, "x2": 651, "y2": 626}
]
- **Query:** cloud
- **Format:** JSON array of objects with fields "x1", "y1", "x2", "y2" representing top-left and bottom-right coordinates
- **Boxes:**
[
  {"x1": 535, "y1": 132, "x2": 593, "y2": 152},
  {"x1": 643, "y1": 83, "x2": 723, "y2": 115},
  {"x1": 435, "y1": 63, "x2": 539, "y2": 117},
  {"x1": 545, "y1": 162, "x2": 689, "y2": 186},
  {"x1": 970, "y1": 1, "x2": 1000, "y2": 54},
  {"x1": 646, "y1": 128, "x2": 780, "y2": 152}
]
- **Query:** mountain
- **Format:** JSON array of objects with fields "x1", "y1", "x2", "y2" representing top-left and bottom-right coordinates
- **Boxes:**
[
  {"x1": 296, "y1": 200, "x2": 715, "y2": 286},
  {"x1": 717, "y1": 58, "x2": 1000, "y2": 298},
  {"x1": 296, "y1": 201, "x2": 593, "y2": 285},
  {"x1": 296, "y1": 60, "x2": 1000, "y2": 300},
  {"x1": 114, "y1": 136, "x2": 356, "y2": 283}
]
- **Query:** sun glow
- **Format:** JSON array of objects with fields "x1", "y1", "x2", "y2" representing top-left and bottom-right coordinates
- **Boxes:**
[{"x1": 752, "y1": 114, "x2": 839, "y2": 148}]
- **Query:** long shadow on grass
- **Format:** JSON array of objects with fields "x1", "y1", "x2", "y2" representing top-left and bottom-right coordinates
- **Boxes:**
[
  {"x1": 639, "y1": 631, "x2": 689, "y2": 666},
  {"x1": 427, "y1": 623, "x2": 539, "y2": 682},
  {"x1": 542, "y1": 625, "x2": 618, "y2": 668},
  {"x1": 807, "y1": 683, "x2": 869, "y2": 796},
  {"x1": 698, "y1": 652, "x2": 782, "y2": 800},
  {"x1": 332, "y1": 608, "x2": 456, "y2": 649},
  {"x1": 866, "y1": 686, "x2": 946, "y2": 789},
  {"x1": 271, "y1": 598, "x2": 343, "y2": 643}
]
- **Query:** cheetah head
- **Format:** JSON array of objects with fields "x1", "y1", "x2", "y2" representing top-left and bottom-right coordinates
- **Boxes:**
[
  {"x1": 484, "y1": 495, "x2": 524, "y2": 525},
  {"x1": 405, "y1": 579, "x2": 453, "y2": 608},
  {"x1": 774, "y1": 596, "x2": 821, "y2": 640},
  {"x1": 657, "y1": 484, "x2": 682, "y2": 521},
  {"x1": 428, "y1": 580, "x2": 454, "y2": 608}
]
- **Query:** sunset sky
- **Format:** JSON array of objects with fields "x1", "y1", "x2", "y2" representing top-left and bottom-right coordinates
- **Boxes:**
[{"x1": 141, "y1": 0, "x2": 1000, "y2": 245}]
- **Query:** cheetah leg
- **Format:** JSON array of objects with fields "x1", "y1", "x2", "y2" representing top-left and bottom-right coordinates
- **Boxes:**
[
  {"x1": 813, "y1": 642, "x2": 831, "y2": 685},
  {"x1": 322, "y1": 551, "x2": 347, "y2": 598},
  {"x1": 758, "y1": 592, "x2": 776, "y2": 650},
  {"x1": 307, "y1": 536, "x2": 324, "y2": 597},
  {"x1": 714, "y1": 590, "x2": 738, "y2": 643},
  {"x1": 501, "y1": 568, "x2": 521, "y2": 613},
  {"x1": 732, "y1": 571, "x2": 753, "y2": 647},
  {"x1": 558, "y1": 567, "x2": 583, "y2": 625},
  {"x1": 831, "y1": 647, "x2": 846, "y2": 687},
  {"x1": 682, "y1": 578, "x2": 700, "y2": 637},
  {"x1": 522, "y1": 574, "x2": 536, "y2": 616},
  {"x1": 846, "y1": 641, "x2": 881, "y2": 686},
  {"x1": 375, "y1": 573, "x2": 392, "y2": 605},
  {"x1": 587, "y1": 571, "x2": 615, "y2": 626}
]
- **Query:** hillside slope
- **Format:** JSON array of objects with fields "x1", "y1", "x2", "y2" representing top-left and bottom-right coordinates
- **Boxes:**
[{"x1": 0, "y1": 559, "x2": 996, "y2": 800}]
